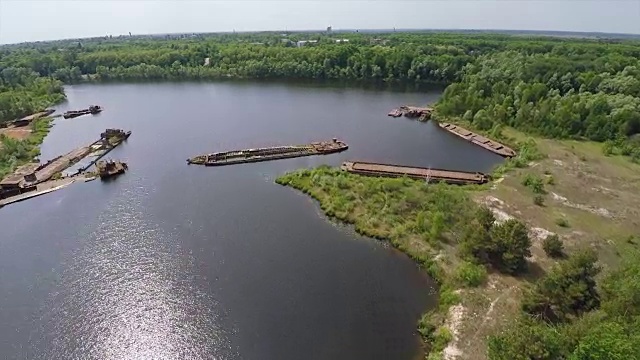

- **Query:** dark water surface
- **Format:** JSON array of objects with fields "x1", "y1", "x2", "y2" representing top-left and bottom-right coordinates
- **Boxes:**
[{"x1": 0, "y1": 82, "x2": 502, "y2": 360}]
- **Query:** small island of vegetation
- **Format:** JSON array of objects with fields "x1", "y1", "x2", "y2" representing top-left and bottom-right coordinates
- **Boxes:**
[{"x1": 2, "y1": 31, "x2": 640, "y2": 359}]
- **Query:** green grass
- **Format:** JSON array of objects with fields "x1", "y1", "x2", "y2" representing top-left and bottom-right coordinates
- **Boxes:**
[{"x1": 0, "y1": 118, "x2": 53, "y2": 179}]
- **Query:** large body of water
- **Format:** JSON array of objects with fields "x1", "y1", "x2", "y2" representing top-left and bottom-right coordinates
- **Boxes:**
[{"x1": 0, "y1": 82, "x2": 502, "y2": 360}]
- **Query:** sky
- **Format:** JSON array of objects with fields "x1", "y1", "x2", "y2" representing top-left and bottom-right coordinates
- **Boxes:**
[{"x1": 0, "y1": 0, "x2": 639, "y2": 44}]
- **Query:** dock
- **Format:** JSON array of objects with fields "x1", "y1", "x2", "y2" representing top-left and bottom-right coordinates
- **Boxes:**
[
  {"x1": 438, "y1": 123, "x2": 516, "y2": 158},
  {"x1": 340, "y1": 161, "x2": 489, "y2": 185},
  {"x1": 0, "y1": 178, "x2": 75, "y2": 207},
  {"x1": 0, "y1": 129, "x2": 131, "y2": 208},
  {"x1": 388, "y1": 106, "x2": 433, "y2": 121},
  {"x1": 188, "y1": 138, "x2": 348, "y2": 166}
]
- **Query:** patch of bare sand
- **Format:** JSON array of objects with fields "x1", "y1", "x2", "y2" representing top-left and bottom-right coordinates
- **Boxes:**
[
  {"x1": 0, "y1": 126, "x2": 32, "y2": 140},
  {"x1": 551, "y1": 192, "x2": 613, "y2": 218},
  {"x1": 443, "y1": 304, "x2": 466, "y2": 360}
]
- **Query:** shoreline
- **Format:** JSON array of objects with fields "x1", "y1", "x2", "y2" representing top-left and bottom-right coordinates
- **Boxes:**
[{"x1": 275, "y1": 167, "x2": 474, "y2": 357}]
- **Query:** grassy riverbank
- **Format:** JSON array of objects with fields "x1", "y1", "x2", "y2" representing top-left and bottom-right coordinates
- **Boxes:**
[
  {"x1": 0, "y1": 118, "x2": 53, "y2": 179},
  {"x1": 276, "y1": 126, "x2": 640, "y2": 359},
  {"x1": 276, "y1": 166, "x2": 488, "y2": 355}
]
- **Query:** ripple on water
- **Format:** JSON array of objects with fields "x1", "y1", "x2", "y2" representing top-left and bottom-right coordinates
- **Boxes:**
[{"x1": 35, "y1": 187, "x2": 236, "y2": 360}]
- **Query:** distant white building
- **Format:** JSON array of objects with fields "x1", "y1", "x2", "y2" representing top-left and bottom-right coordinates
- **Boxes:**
[
  {"x1": 204, "y1": 57, "x2": 210, "y2": 66},
  {"x1": 296, "y1": 40, "x2": 318, "y2": 47},
  {"x1": 334, "y1": 39, "x2": 350, "y2": 43}
]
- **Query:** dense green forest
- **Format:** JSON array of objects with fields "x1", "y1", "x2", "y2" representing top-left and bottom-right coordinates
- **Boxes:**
[
  {"x1": 436, "y1": 46, "x2": 640, "y2": 159},
  {"x1": 0, "y1": 67, "x2": 64, "y2": 123},
  {"x1": 2, "y1": 32, "x2": 640, "y2": 155}
]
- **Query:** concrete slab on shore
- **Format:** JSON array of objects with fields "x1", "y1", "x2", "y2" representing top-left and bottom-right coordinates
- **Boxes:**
[{"x1": 0, "y1": 178, "x2": 76, "y2": 207}]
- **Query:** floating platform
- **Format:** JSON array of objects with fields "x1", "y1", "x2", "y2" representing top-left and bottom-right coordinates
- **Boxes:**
[
  {"x1": 63, "y1": 105, "x2": 103, "y2": 119},
  {"x1": 388, "y1": 106, "x2": 433, "y2": 121},
  {"x1": 340, "y1": 161, "x2": 489, "y2": 185},
  {"x1": 188, "y1": 138, "x2": 348, "y2": 166},
  {"x1": 0, "y1": 178, "x2": 75, "y2": 207},
  {"x1": 438, "y1": 123, "x2": 516, "y2": 158}
]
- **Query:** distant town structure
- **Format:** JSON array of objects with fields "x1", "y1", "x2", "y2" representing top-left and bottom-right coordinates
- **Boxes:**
[
  {"x1": 296, "y1": 40, "x2": 318, "y2": 48},
  {"x1": 204, "y1": 57, "x2": 210, "y2": 66},
  {"x1": 327, "y1": 26, "x2": 332, "y2": 33}
]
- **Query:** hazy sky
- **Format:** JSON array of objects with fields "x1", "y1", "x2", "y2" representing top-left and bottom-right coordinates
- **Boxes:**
[{"x1": 1, "y1": 0, "x2": 639, "y2": 44}]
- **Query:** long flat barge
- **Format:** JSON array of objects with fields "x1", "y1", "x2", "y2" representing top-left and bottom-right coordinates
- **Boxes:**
[
  {"x1": 340, "y1": 161, "x2": 489, "y2": 185},
  {"x1": 438, "y1": 122, "x2": 516, "y2": 158},
  {"x1": 188, "y1": 138, "x2": 348, "y2": 166}
]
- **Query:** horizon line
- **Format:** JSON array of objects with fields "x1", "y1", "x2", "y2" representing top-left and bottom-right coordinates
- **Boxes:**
[{"x1": 2, "y1": 27, "x2": 639, "y2": 46}]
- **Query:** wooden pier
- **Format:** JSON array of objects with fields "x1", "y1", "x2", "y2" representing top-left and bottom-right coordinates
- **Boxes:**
[
  {"x1": 340, "y1": 161, "x2": 489, "y2": 185},
  {"x1": 438, "y1": 123, "x2": 516, "y2": 158}
]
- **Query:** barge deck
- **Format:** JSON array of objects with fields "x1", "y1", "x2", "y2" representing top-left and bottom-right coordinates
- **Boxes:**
[
  {"x1": 438, "y1": 123, "x2": 516, "y2": 158},
  {"x1": 340, "y1": 161, "x2": 489, "y2": 185},
  {"x1": 188, "y1": 138, "x2": 348, "y2": 166}
]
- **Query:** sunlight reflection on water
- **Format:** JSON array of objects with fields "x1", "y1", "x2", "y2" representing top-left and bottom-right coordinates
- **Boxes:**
[{"x1": 39, "y1": 187, "x2": 234, "y2": 360}]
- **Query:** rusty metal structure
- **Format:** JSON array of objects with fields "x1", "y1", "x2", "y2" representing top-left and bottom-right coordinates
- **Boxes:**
[
  {"x1": 96, "y1": 160, "x2": 128, "y2": 179},
  {"x1": 340, "y1": 161, "x2": 489, "y2": 185},
  {"x1": 438, "y1": 123, "x2": 516, "y2": 158},
  {"x1": 188, "y1": 138, "x2": 348, "y2": 166},
  {"x1": 388, "y1": 106, "x2": 433, "y2": 121}
]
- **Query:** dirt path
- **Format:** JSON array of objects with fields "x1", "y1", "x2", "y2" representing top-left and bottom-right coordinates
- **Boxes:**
[{"x1": 0, "y1": 126, "x2": 32, "y2": 140}]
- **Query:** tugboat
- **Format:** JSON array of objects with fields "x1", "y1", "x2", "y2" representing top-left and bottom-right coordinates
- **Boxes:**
[
  {"x1": 96, "y1": 160, "x2": 128, "y2": 179},
  {"x1": 63, "y1": 105, "x2": 103, "y2": 119}
]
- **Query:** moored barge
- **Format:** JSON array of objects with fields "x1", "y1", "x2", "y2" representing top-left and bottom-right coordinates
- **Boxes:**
[
  {"x1": 188, "y1": 138, "x2": 348, "y2": 166},
  {"x1": 63, "y1": 105, "x2": 103, "y2": 119},
  {"x1": 438, "y1": 123, "x2": 516, "y2": 158},
  {"x1": 340, "y1": 161, "x2": 489, "y2": 185}
]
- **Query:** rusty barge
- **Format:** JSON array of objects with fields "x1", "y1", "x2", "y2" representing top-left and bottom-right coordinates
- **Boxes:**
[
  {"x1": 96, "y1": 160, "x2": 128, "y2": 179},
  {"x1": 388, "y1": 106, "x2": 433, "y2": 121},
  {"x1": 340, "y1": 161, "x2": 489, "y2": 185},
  {"x1": 438, "y1": 123, "x2": 516, "y2": 158},
  {"x1": 188, "y1": 138, "x2": 348, "y2": 166},
  {"x1": 63, "y1": 105, "x2": 103, "y2": 119}
]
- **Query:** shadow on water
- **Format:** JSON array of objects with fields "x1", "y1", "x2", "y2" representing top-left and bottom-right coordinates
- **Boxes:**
[{"x1": 0, "y1": 81, "x2": 502, "y2": 360}]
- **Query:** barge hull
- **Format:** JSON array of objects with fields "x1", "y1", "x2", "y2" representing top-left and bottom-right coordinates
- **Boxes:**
[
  {"x1": 438, "y1": 123, "x2": 516, "y2": 158},
  {"x1": 205, "y1": 149, "x2": 316, "y2": 166},
  {"x1": 341, "y1": 161, "x2": 488, "y2": 185},
  {"x1": 189, "y1": 139, "x2": 348, "y2": 166}
]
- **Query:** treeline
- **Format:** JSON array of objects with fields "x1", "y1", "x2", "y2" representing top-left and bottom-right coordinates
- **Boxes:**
[
  {"x1": 1, "y1": 35, "x2": 478, "y2": 84},
  {"x1": 437, "y1": 48, "x2": 640, "y2": 158},
  {"x1": 0, "y1": 67, "x2": 65, "y2": 123},
  {"x1": 3, "y1": 32, "x2": 636, "y2": 87},
  {"x1": 1, "y1": 31, "x2": 639, "y2": 143}
]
